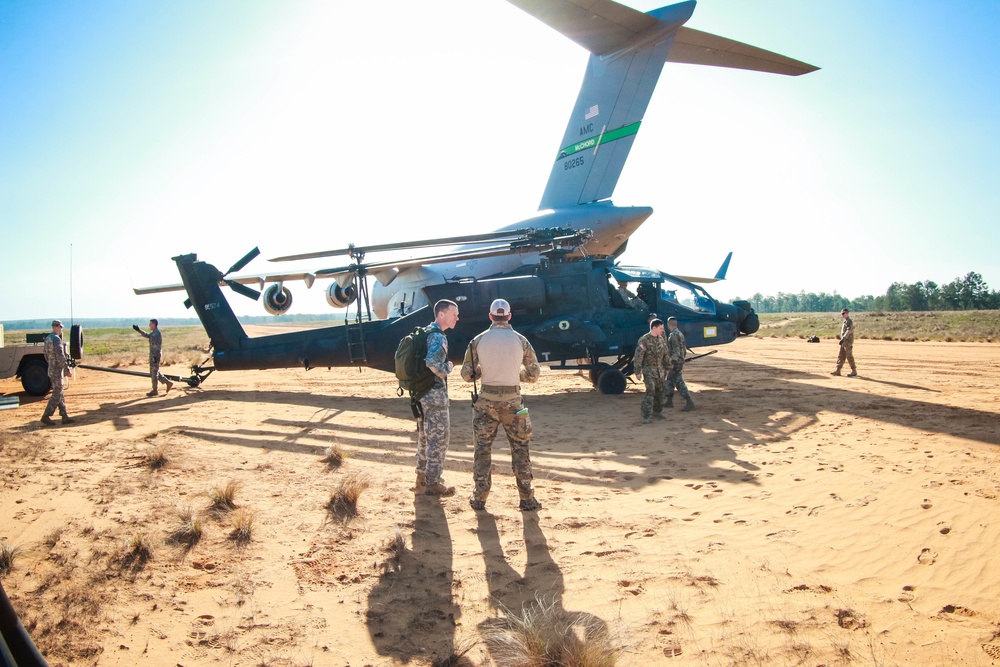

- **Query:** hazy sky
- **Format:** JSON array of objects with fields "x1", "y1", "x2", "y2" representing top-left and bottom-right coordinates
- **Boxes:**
[{"x1": 2, "y1": 0, "x2": 998, "y2": 321}]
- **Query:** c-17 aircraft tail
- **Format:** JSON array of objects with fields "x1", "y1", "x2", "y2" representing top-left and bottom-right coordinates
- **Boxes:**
[{"x1": 511, "y1": 0, "x2": 818, "y2": 212}]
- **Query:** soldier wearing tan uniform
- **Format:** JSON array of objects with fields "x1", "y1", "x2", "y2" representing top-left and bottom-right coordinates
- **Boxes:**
[{"x1": 461, "y1": 299, "x2": 542, "y2": 512}]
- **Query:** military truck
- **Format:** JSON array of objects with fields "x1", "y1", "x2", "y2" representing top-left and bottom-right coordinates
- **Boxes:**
[{"x1": 0, "y1": 324, "x2": 84, "y2": 395}]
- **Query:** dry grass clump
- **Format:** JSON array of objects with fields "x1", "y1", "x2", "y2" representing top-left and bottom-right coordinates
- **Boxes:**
[
  {"x1": 116, "y1": 531, "x2": 154, "y2": 570},
  {"x1": 482, "y1": 595, "x2": 629, "y2": 667},
  {"x1": 432, "y1": 635, "x2": 478, "y2": 667},
  {"x1": 43, "y1": 527, "x2": 64, "y2": 549},
  {"x1": 327, "y1": 471, "x2": 371, "y2": 518},
  {"x1": 168, "y1": 507, "x2": 203, "y2": 546},
  {"x1": 229, "y1": 507, "x2": 257, "y2": 543},
  {"x1": 210, "y1": 480, "x2": 241, "y2": 512},
  {"x1": 144, "y1": 444, "x2": 168, "y2": 469},
  {"x1": 1, "y1": 541, "x2": 24, "y2": 575},
  {"x1": 321, "y1": 443, "x2": 347, "y2": 468}
]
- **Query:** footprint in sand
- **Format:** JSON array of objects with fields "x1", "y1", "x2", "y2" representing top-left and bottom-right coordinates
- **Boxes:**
[
  {"x1": 898, "y1": 585, "x2": 916, "y2": 602},
  {"x1": 917, "y1": 548, "x2": 937, "y2": 565}
]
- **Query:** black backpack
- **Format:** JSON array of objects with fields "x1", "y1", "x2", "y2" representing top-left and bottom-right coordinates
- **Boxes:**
[{"x1": 394, "y1": 326, "x2": 437, "y2": 408}]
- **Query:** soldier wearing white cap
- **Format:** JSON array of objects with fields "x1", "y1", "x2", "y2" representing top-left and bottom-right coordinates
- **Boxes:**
[
  {"x1": 41, "y1": 320, "x2": 74, "y2": 425},
  {"x1": 460, "y1": 298, "x2": 542, "y2": 512}
]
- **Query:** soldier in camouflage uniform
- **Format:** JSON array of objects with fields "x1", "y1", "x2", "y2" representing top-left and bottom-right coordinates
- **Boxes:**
[
  {"x1": 633, "y1": 318, "x2": 668, "y2": 424},
  {"x1": 665, "y1": 316, "x2": 695, "y2": 411},
  {"x1": 133, "y1": 319, "x2": 173, "y2": 396},
  {"x1": 41, "y1": 320, "x2": 74, "y2": 426},
  {"x1": 831, "y1": 308, "x2": 857, "y2": 376},
  {"x1": 416, "y1": 300, "x2": 460, "y2": 497},
  {"x1": 461, "y1": 299, "x2": 542, "y2": 512}
]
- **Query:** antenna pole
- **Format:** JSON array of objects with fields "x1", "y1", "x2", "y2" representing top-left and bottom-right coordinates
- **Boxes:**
[{"x1": 70, "y1": 243, "x2": 74, "y2": 326}]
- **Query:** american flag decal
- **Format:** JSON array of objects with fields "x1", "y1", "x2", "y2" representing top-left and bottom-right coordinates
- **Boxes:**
[{"x1": 584, "y1": 104, "x2": 599, "y2": 120}]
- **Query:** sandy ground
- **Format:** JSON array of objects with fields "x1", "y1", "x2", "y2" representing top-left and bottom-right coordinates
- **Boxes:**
[{"x1": 2, "y1": 336, "x2": 1000, "y2": 666}]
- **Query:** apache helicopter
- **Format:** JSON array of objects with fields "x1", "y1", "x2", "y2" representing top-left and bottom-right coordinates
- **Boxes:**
[
  {"x1": 161, "y1": 228, "x2": 757, "y2": 394},
  {"x1": 136, "y1": 0, "x2": 816, "y2": 320}
]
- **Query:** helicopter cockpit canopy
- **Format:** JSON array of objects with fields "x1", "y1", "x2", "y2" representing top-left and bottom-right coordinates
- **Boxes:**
[{"x1": 610, "y1": 266, "x2": 717, "y2": 316}]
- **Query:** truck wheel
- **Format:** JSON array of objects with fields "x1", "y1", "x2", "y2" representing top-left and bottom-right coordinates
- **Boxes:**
[
  {"x1": 70, "y1": 324, "x2": 85, "y2": 359},
  {"x1": 597, "y1": 368, "x2": 627, "y2": 395},
  {"x1": 21, "y1": 359, "x2": 51, "y2": 396}
]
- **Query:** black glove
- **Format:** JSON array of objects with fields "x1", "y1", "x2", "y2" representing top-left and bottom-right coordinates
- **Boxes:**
[{"x1": 132, "y1": 324, "x2": 141, "y2": 332}]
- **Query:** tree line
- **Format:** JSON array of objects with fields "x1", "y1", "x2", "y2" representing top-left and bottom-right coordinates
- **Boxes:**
[{"x1": 738, "y1": 271, "x2": 1000, "y2": 314}]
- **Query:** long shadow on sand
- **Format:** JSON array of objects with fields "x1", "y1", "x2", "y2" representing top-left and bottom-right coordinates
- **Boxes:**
[
  {"x1": 365, "y1": 493, "x2": 462, "y2": 664},
  {"x1": 475, "y1": 511, "x2": 611, "y2": 664},
  {"x1": 15, "y1": 354, "x2": 998, "y2": 492}
]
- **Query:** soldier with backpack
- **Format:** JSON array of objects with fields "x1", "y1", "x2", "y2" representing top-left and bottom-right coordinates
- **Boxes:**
[{"x1": 413, "y1": 299, "x2": 460, "y2": 496}]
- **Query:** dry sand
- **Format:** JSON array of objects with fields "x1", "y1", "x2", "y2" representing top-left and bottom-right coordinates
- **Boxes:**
[{"x1": 2, "y1": 336, "x2": 1000, "y2": 666}]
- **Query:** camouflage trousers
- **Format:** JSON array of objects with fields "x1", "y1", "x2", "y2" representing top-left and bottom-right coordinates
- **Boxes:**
[
  {"x1": 43, "y1": 373, "x2": 68, "y2": 419},
  {"x1": 416, "y1": 401, "x2": 450, "y2": 484},
  {"x1": 640, "y1": 366, "x2": 665, "y2": 419},
  {"x1": 471, "y1": 396, "x2": 534, "y2": 503},
  {"x1": 836, "y1": 343, "x2": 856, "y2": 373},
  {"x1": 150, "y1": 356, "x2": 169, "y2": 391},
  {"x1": 665, "y1": 363, "x2": 690, "y2": 400}
]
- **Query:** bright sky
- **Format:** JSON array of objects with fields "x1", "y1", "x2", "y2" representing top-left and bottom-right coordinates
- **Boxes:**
[{"x1": 3, "y1": 0, "x2": 998, "y2": 321}]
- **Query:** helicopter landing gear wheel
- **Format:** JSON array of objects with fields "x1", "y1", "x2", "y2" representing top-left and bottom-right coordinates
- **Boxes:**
[
  {"x1": 596, "y1": 368, "x2": 627, "y2": 395},
  {"x1": 588, "y1": 362, "x2": 611, "y2": 385}
]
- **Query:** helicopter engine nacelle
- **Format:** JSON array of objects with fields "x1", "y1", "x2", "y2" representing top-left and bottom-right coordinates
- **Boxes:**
[
  {"x1": 263, "y1": 284, "x2": 293, "y2": 315},
  {"x1": 326, "y1": 282, "x2": 358, "y2": 309}
]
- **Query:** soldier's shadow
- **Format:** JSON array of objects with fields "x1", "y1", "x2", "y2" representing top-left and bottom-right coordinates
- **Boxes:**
[
  {"x1": 365, "y1": 494, "x2": 461, "y2": 664},
  {"x1": 475, "y1": 512, "x2": 611, "y2": 662}
]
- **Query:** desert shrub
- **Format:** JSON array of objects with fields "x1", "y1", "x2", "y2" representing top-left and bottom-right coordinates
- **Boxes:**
[
  {"x1": 327, "y1": 471, "x2": 371, "y2": 518},
  {"x1": 482, "y1": 595, "x2": 630, "y2": 667},
  {"x1": 210, "y1": 480, "x2": 241, "y2": 512}
]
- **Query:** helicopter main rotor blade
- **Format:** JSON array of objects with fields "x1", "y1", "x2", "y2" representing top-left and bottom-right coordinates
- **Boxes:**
[{"x1": 268, "y1": 229, "x2": 541, "y2": 263}]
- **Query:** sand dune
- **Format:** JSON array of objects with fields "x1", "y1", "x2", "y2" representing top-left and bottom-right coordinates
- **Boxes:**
[{"x1": 2, "y1": 336, "x2": 999, "y2": 665}]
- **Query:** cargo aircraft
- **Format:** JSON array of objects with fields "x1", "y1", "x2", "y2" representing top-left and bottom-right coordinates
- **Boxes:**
[{"x1": 136, "y1": 0, "x2": 816, "y2": 391}]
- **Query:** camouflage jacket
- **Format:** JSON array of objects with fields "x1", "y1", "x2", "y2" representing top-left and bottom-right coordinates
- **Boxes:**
[
  {"x1": 840, "y1": 317, "x2": 854, "y2": 346},
  {"x1": 667, "y1": 328, "x2": 687, "y2": 365},
  {"x1": 43, "y1": 333, "x2": 68, "y2": 375},
  {"x1": 633, "y1": 332, "x2": 668, "y2": 371},
  {"x1": 139, "y1": 328, "x2": 163, "y2": 360}
]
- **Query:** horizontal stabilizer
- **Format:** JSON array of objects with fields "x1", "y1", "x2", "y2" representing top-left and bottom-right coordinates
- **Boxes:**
[
  {"x1": 505, "y1": 0, "x2": 668, "y2": 56},
  {"x1": 673, "y1": 252, "x2": 732, "y2": 284},
  {"x1": 669, "y1": 27, "x2": 818, "y2": 76}
]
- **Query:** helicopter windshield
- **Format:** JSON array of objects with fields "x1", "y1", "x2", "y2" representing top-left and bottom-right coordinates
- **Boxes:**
[{"x1": 659, "y1": 276, "x2": 716, "y2": 315}]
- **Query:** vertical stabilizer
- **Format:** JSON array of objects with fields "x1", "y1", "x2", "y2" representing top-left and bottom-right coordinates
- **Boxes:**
[
  {"x1": 507, "y1": 0, "x2": 817, "y2": 211},
  {"x1": 507, "y1": 1, "x2": 696, "y2": 209},
  {"x1": 173, "y1": 254, "x2": 249, "y2": 353}
]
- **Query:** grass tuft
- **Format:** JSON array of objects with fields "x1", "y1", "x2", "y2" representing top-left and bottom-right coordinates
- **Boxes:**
[
  {"x1": 116, "y1": 531, "x2": 153, "y2": 570},
  {"x1": 210, "y1": 480, "x2": 241, "y2": 512},
  {"x1": 168, "y1": 507, "x2": 203, "y2": 546},
  {"x1": 144, "y1": 445, "x2": 168, "y2": 470},
  {"x1": 327, "y1": 471, "x2": 371, "y2": 519},
  {"x1": 229, "y1": 508, "x2": 257, "y2": 543},
  {"x1": 1, "y1": 541, "x2": 24, "y2": 576},
  {"x1": 321, "y1": 443, "x2": 347, "y2": 468},
  {"x1": 432, "y1": 634, "x2": 478, "y2": 667},
  {"x1": 482, "y1": 594, "x2": 630, "y2": 667}
]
